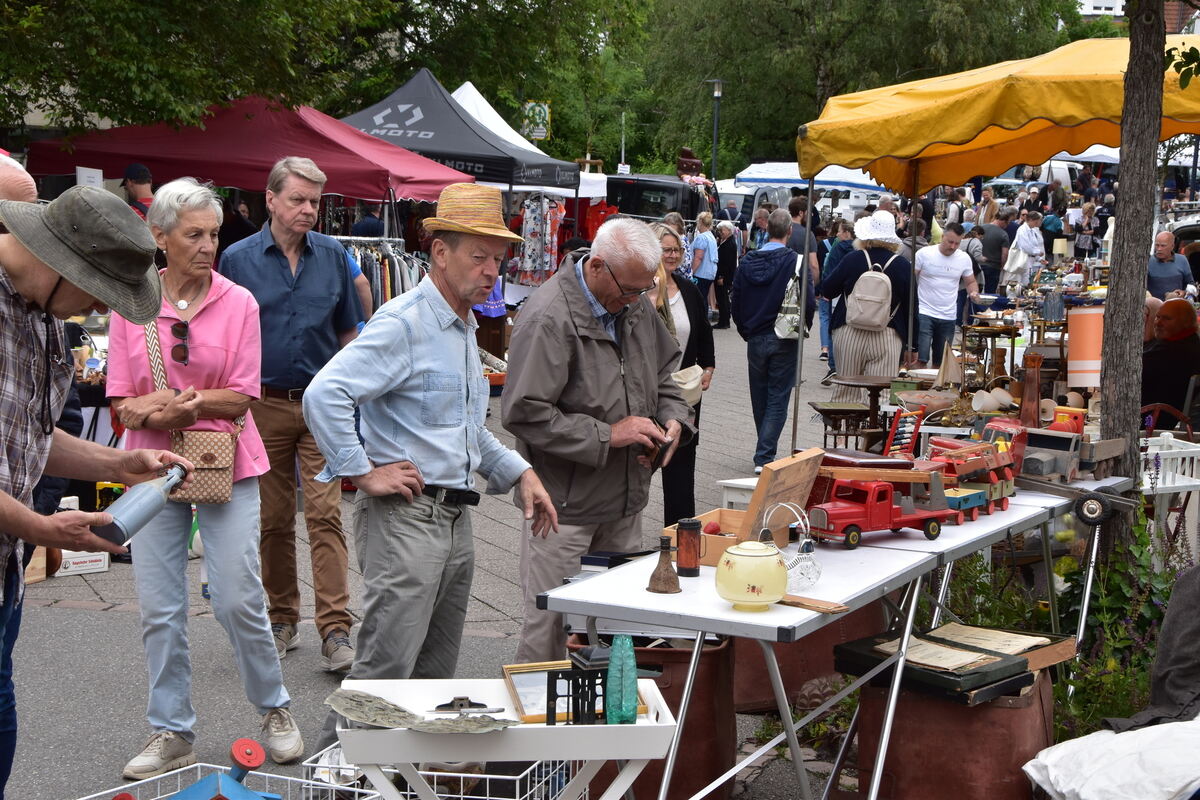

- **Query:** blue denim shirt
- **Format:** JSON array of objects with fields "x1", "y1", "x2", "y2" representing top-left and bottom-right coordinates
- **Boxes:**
[
  {"x1": 304, "y1": 276, "x2": 530, "y2": 492},
  {"x1": 219, "y1": 224, "x2": 363, "y2": 389}
]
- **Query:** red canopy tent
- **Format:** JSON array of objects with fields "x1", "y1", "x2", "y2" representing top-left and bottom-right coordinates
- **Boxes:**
[{"x1": 26, "y1": 96, "x2": 470, "y2": 201}]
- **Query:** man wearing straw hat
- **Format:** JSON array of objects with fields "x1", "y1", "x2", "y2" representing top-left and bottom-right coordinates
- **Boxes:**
[
  {"x1": 306, "y1": 183, "x2": 557, "y2": 741},
  {"x1": 0, "y1": 184, "x2": 193, "y2": 792}
]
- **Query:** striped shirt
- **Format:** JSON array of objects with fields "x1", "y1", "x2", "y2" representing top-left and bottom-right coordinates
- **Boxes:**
[{"x1": 0, "y1": 265, "x2": 71, "y2": 598}]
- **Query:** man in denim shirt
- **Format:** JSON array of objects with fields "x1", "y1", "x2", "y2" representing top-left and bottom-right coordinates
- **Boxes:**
[{"x1": 305, "y1": 184, "x2": 556, "y2": 743}]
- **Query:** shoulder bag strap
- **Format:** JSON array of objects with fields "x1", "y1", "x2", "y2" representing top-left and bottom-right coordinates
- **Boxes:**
[{"x1": 142, "y1": 321, "x2": 245, "y2": 434}]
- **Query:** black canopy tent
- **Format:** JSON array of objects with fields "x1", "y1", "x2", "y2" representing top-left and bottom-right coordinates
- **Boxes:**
[{"x1": 342, "y1": 68, "x2": 580, "y2": 192}]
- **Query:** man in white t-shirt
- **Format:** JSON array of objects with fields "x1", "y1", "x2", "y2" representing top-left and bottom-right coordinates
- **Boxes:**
[{"x1": 914, "y1": 222, "x2": 980, "y2": 368}]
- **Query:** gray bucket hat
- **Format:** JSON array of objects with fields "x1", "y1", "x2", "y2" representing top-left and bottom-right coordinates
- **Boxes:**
[{"x1": 0, "y1": 185, "x2": 159, "y2": 323}]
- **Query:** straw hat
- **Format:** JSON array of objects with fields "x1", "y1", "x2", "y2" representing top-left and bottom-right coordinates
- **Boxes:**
[
  {"x1": 0, "y1": 186, "x2": 159, "y2": 323},
  {"x1": 853, "y1": 209, "x2": 902, "y2": 245},
  {"x1": 423, "y1": 183, "x2": 523, "y2": 243}
]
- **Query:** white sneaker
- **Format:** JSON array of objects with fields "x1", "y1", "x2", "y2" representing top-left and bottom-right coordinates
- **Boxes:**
[
  {"x1": 123, "y1": 730, "x2": 196, "y2": 779},
  {"x1": 262, "y1": 707, "x2": 304, "y2": 763},
  {"x1": 754, "y1": 466, "x2": 764, "y2": 476}
]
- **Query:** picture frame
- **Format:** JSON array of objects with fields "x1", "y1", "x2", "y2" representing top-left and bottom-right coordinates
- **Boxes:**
[{"x1": 501, "y1": 661, "x2": 647, "y2": 724}]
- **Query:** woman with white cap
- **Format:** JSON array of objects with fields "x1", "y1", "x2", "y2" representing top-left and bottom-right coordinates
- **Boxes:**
[{"x1": 817, "y1": 209, "x2": 913, "y2": 402}]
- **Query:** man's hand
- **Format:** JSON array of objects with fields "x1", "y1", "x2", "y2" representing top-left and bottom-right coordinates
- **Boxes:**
[
  {"x1": 658, "y1": 419, "x2": 683, "y2": 468},
  {"x1": 354, "y1": 461, "x2": 425, "y2": 501},
  {"x1": 517, "y1": 469, "x2": 559, "y2": 537},
  {"x1": 27, "y1": 511, "x2": 128, "y2": 555},
  {"x1": 701, "y1": 369, "x2": 714, "y2": 391},
  {"x1": 1168, "y1": 289, "x2": 1187, "y2": 299},
  {"x1": 116, "y1": 450, "x2": 195, "y2": 490},
  {"x1": 610, "y1": 416, "x2": 671, "y2": 450}
]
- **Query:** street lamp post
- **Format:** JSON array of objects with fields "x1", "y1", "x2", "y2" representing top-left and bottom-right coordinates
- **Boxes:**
[{"x1": 705, "y1": 79, "x2": 722, "y2": 181}]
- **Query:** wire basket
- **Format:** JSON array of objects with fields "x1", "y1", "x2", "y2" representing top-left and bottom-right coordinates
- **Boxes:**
[
  {"x1": 74, "y1": 763, "x2": 380, "y2": 800},
  {"x1": 303, "y1": 744, "x2": 587, "y2": 800}
]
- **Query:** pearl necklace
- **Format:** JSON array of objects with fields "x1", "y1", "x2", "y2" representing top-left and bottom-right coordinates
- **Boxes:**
[{"x1": 162, "y1": 280, "x2": 203, "y2": 311}]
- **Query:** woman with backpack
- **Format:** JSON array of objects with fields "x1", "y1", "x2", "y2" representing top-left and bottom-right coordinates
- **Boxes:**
[{"x1": 817, "y1": 210, "x2": 913, "y2": 403}]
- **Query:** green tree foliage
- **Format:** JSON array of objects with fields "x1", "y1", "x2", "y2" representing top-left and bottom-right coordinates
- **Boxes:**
[
  {"x1": 641, "y1": 0, "x2": 1079, "y2": 172},
  {"x1": 0, "y1": 0, "x2": 381, "y2": 131}
]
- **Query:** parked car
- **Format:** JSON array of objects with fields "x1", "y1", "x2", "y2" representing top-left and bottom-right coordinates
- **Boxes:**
[{"x1": 606, "y1": 174, "x2": 717, "y2": 223}]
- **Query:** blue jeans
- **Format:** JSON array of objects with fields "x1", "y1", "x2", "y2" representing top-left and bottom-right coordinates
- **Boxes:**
[
  {"x1": 818, "y1": 298, "x2": 836, "y2": 370},
  {"x1": 747, "y1": 334, "x2": 798, "y2": 466},
  {"x1": 133, "y1": 478, "x2": 288, "y2": 739},
  {"x1": 917, "y1": 314, "x2": 956, "y2": 366},
  {"x1": 694, "y1": 277, "x2": 713, "y2": 309},
  {"x1": 0, "y1": 554, "x2": 20, "y2": 798}
]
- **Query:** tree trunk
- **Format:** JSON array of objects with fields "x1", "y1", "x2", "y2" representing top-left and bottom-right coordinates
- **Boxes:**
[{"x1": 1100, "y1": 0, "x2": 1164, "y2": 551}]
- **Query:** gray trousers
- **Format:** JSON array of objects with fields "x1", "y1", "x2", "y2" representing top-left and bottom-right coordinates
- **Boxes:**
[
  {"x1": 318, "y1": 492, "x2": 473, "y2": 748},
  {"x1": 515, "y1": 512, "x2": 643, "y2": 664}
]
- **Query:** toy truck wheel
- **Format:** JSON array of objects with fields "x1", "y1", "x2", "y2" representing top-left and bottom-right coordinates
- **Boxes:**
[
  {"x1": 969, "y1": 507, "x2": 980, "y2": 522},
  {"x1": 923, "y1": 519, "x2": 941, "y2": 540},
  {"x1": 1074, "y1": 492, "x2": 1113, "y2": 525},
  {"x1": 999, "y1": 497, "x2": 1010, "y2": 511},
  {"x1": 1003, "y1": 467, "x2": 1014, "y2": 481},
  {"x1": 987, "y1": 500, "x2": 996, "y2": 515},
  {"x1": 843, "y1": 526, "x2": 862, "y2": 549},
  {"x1": 954, "y1": 511, "x2": 965, "y2": 525}
]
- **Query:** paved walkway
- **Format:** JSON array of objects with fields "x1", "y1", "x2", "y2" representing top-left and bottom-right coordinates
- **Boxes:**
[{"x1": 14, "y1": 325, "x2": 837, "y2": 800}]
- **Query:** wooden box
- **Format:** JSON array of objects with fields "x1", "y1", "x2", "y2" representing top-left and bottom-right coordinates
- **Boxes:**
[
  {"x1": 664, "y1": 448, "x2": 823, "y2": 566},
  {"x1": 24, "y1": 546, "x2": 47, "y2": 585}
]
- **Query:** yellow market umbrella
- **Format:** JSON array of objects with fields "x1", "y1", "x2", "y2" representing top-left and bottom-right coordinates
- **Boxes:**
[{"x1": 797, "y1": 36, "x2": 1200, "y2": 193}]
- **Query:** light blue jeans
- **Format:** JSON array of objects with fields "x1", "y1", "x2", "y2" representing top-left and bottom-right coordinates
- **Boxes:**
[
  {"x1": 132, "y1": 477, "x2": 289, "y2": 740},
  {"x1": 818, "y1": 298, "x2": 836, "y2": 370}
]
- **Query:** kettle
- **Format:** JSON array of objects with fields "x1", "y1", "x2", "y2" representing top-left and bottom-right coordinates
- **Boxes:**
[{"x1": 714, "y1": 533, "x2": 788, "y2": 612}]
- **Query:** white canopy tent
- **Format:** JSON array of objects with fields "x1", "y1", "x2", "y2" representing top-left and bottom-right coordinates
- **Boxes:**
[
  {"x1": 733, "y1": 162, "x2": 889, "y2": 192},
  {"x1": 1053, "y1": 142, "x2": 1198, "y2": 167},
  {"x1": 451, "y1": 81, "x2": 607, "y2": 198}
]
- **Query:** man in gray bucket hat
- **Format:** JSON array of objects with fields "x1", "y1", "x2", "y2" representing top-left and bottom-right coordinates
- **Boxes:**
[{"x1": 0, "y1": 184, "x2": 192, "y2": 794}]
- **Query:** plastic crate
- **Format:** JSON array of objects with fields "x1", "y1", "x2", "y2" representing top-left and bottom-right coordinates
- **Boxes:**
[
  {"x1": 303, "y1": 743, "x2": 586, "y2": 800},
  {"x1": 74, "y1": 763, "x2": 380, "y2": 800}
]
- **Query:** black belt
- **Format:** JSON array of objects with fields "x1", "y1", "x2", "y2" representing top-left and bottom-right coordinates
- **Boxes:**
[
  {"x1": 422, "y1": 486, "x2": 481, "y2": 506},
  {"x1": 262, "y1": 386, "x2": 305, "y2": 401}
]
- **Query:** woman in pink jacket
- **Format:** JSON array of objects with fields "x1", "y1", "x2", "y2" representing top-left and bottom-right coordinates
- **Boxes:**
[{"x1": 106, "y1": 178, "x2": 302, "y2": 779}]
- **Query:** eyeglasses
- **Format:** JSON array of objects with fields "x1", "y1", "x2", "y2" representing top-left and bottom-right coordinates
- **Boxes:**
[
  {"x1": 170, "y1": 320, "x2": 189, "y2": 365},
  {"x1": 661, "y1": 247, "x2": 682, "y2": 256},
  {"x1": 604, "y1": 261, "x2": 652, "y2": 298}
]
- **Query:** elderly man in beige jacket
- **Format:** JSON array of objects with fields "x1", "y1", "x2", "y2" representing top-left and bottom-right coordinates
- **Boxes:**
[{"x1": 503, "y1": 217, "x2": 695, "y2": 663}]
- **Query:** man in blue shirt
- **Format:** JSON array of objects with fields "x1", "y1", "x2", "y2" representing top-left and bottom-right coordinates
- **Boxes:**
[
  {"x1": 1147, "y1": 231, "x2": 1193, "y2": 300},
  {"x1": 304, "y1": 183, "x2": 556, "y2": 744},
  {"x1": 219, "y1": 156, "x2": 364, "y2": 674},
  {"x1": 350, "y1": 203, "x2": 385, "y2": 238}
]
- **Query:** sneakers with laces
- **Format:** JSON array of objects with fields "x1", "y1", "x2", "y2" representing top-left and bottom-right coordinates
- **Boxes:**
[
  {"x1": 821, "y1": 368, "x2": 837, "y2": 387},
  {"x1": 123, "y1": 730, "x2": 196, "y2": 780},
  {"x1": 262, "y1": 707, "x2": 304, "y2": 764},
  {"x1": 271, "y1": 622, "x2": 298, "y2": 656},
  {"x1": 819, "y1": 350, "x2": 829, "y2": 361},
  {"x1": 754, "y1": 466, "x2": 764, "y2": 476},
  {"x1": 321, "y1": 628, "x2": 355, "y2": 673}
]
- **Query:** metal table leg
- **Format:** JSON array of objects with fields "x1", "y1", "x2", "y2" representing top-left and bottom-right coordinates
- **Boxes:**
[
  {"x1": 758, "y1": 639, "x2": 814, "y2": 800},
  {"x1": 1038, "y1": 520, "x2": 1061, "y2": 634},
  {"x1": 930, "y1": 562, "x2": 954, "y2": 627},
  {"x1": 655, "y1": 632, "x2": 706, "y2": 800},
  {"x1": 867, "y1": 575, "x2": 922, "y2": 800},
  {"x1": 820, "y1": 706, "x2": 859, "y2": 800}
]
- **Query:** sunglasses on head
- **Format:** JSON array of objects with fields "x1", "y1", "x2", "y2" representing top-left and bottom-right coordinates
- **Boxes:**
[{"x1": 170, "y1": 321, "x2": 189, "y2": 365}]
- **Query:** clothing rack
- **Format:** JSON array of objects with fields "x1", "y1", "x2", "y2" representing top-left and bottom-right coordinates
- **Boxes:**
[{"x1": 333, "y1": 235, "x2": 421, "y2": 307}]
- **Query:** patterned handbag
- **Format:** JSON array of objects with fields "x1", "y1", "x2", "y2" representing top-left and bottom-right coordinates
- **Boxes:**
[{"x1": 144, "y1": 321, "x2": 242, "y2": 505}]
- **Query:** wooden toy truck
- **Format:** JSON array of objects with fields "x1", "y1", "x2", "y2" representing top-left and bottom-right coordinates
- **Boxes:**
[{"x1": 807, "y1": 479, "x2": 964, "y2": 549}]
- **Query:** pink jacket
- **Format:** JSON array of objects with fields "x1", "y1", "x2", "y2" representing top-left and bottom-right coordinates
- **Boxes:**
[{"x1": 107, "y1": 271, "x2": 268, "y2": 482}]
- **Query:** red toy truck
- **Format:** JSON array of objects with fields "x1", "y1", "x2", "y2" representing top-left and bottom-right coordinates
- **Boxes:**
[{"x1": 807, "y1": 479, "x2": 964, "y2": 549}]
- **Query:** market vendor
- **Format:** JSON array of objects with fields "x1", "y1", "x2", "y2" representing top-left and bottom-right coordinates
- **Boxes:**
[
  {"x1": 1147, "y1": 231, "x2": 1193, "y2": 300},
  {"x1": 305, "y1": 183, "x2": 557, "y2": 745},
  {"x1": 0, "y1": 185, "x2": 193, "y2": 795},
  {"x1": 1142, "y1": 298, "x2": 1200, "y2": 426}
]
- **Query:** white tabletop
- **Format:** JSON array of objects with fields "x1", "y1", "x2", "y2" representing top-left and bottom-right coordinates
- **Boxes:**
[
  {"x1": 541, "y1": 547, "x2": 936, "y2": 644},
  {"x1": 857, "y1": 502, "x2": 1048, "y2": 566}
]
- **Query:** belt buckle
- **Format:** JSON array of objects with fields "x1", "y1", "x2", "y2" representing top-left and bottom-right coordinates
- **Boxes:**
[
  {"x1": 287, "y1": 388, "x2": 303, "y2": 402},
  {"x1": 435, "y1": 487, "x2": 449, "y2": 504}
]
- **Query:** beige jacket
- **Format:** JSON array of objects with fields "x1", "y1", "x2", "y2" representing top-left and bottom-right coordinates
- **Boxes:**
[{"x1": 502, "y1": 254, "x2": 693, "y2": 525}]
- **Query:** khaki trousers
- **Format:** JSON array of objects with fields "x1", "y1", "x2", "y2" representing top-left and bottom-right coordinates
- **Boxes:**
[
  {"x1": 253, "y1": 394, "x2": 351, "y2": 636},
  {"x1": 516, "y1": 512, "x2": 643, "y2": 664}
]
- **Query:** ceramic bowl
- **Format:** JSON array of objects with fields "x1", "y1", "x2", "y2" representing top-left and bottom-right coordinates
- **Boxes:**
[{"x1": 715, "y1": 540, "x2": 788, "y2": 612}]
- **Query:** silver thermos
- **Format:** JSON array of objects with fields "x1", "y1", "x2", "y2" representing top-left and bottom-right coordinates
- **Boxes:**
[{"x1": 91, "y1": 464, "x2": 188, "y2": 546}]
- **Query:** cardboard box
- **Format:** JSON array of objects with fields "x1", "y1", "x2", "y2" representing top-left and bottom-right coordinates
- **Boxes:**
[
  {"x1": 664, "y1": 448, "x2": 824, "y2": 566},
  {"x1": 56, "y1": 550, "x2": 110, "y2": 576}
]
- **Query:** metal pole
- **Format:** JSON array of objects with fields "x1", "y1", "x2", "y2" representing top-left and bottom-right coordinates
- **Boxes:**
[
  {"x1": 1191, "y1": 135, "x2": 1199, "y2": 198},
  {"x1": 907, "y1": 169, "x2": 920, "y2": 368},
  {"x1": 621, "y1": 111, "x2": 626, "y2": 166},
  {"x1": 711, "y1": 95, "x2": 720, "y2": 182},
  {"x1": 790, "y1": 181, "x2": 817, "y2": 453}
]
